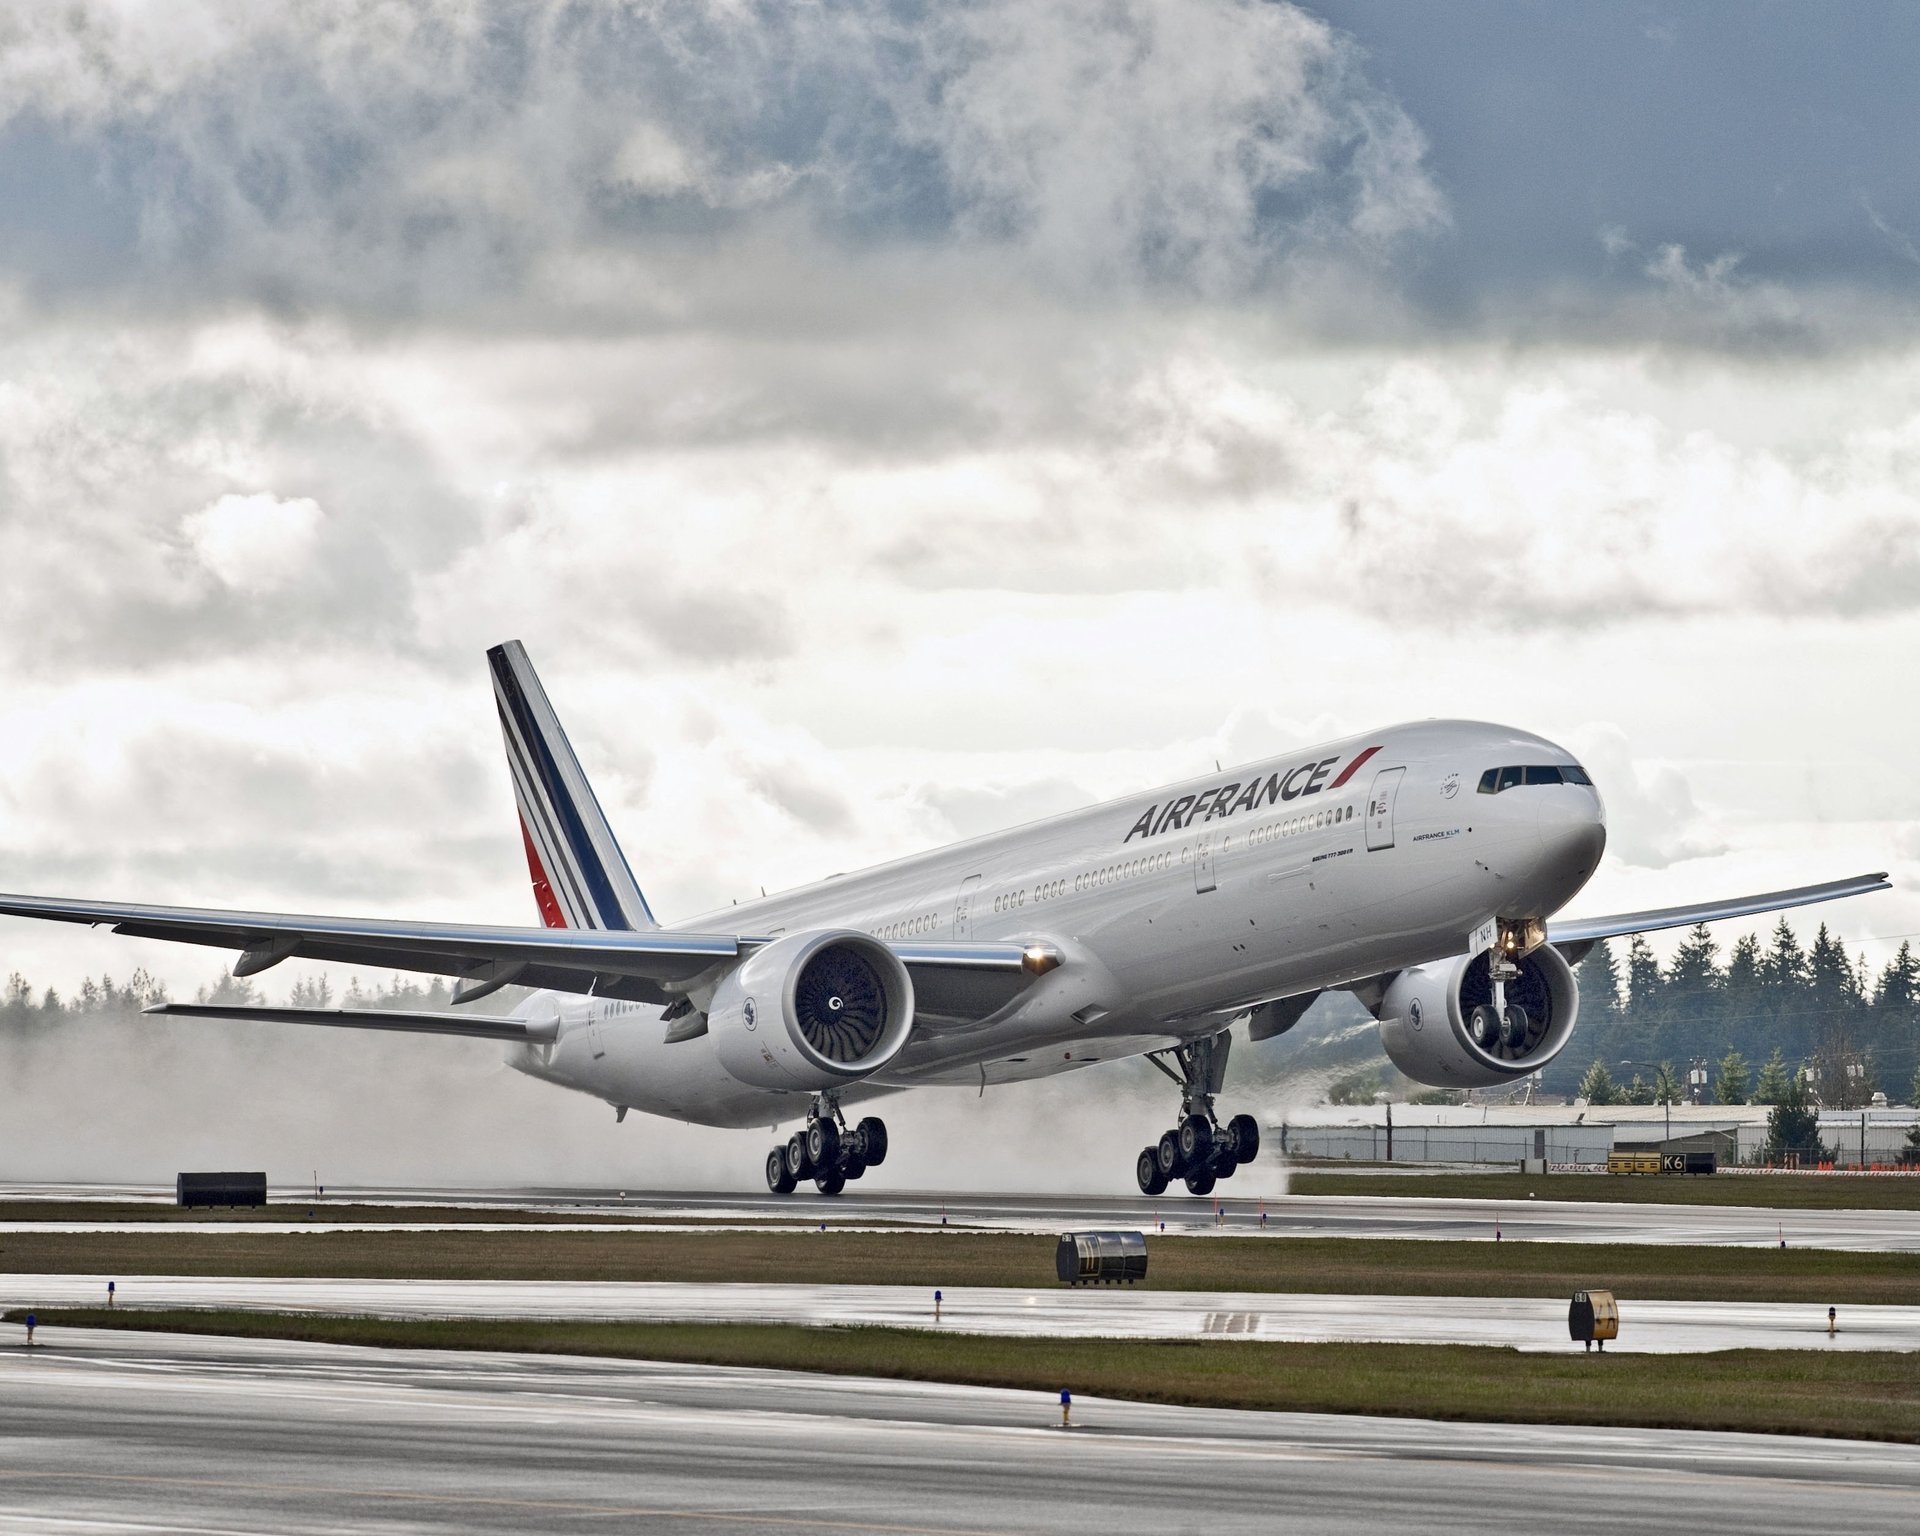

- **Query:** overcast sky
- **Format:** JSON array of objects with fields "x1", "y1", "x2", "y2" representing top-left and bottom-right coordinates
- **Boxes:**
[{"x1": 2, "y1": 0, "x2": 1917, "y2": 999}]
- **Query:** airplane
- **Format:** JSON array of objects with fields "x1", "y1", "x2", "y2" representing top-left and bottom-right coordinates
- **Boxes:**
[{"x1": 0, "y1": 642, "x2": 1889, "y2": 1196}]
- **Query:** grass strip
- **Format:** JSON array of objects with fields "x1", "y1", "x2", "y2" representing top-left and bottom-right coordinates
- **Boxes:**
[
  {"x1": 2, "y1": 1229, "x2": 1915, "y2": 1304},
  {"x1": 10, "y1": 1307, "x2": 1918, "y2": 1444},
  {"x1": 1287, "y1": 1171, "x2": 1920, "y2": 1209},
  {"x1": 0, "y1": 1201, "x2": 728, "y2": 1225}
]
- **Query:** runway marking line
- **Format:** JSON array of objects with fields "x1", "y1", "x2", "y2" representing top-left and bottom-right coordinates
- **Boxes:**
[{"x1": 0, "y1": 1471, "x2": 1019, "y2": 1535}]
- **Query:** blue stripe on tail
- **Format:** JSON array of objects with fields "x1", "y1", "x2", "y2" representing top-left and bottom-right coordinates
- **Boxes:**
[{"x1": 488, "y1": 642, "x2": 656, "y2": 931}]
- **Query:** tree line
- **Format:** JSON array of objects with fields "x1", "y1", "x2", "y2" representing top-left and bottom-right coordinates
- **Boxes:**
[
  {"x1": 2, "y1": 968, "x2": 460, "y2": 1028},
  {"x1": 1559, "y1": 919, "x2": 1920, "y2": 1113}
]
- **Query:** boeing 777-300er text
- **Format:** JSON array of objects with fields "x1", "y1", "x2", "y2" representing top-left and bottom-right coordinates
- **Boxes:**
[{"x1": 0, "y1": 643, "x2": 1891, "y2": 1195}]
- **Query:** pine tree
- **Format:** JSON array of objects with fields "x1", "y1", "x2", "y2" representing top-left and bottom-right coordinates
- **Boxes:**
[
  {"x1": 1652, "y1": 1060, "x2": 1683, "y2": 1104},
  {"x1": 1763, "y1": 1074, "x2": 1829, "y2": 1165},
  {"x1": 1625, "y1": 1073, "x2": 1655, "y2": 1105},
  {"x1": 1626, "y1": 934, "x2": 1662, "y2": 1017},
  {"x1": 1724, "y1": 932, "x2": 1762, "y2": 1016},
  {"x1": 196, "y1": 971, "x2": 259, "y2": 1007},
  {"x1": 2, "y1": 973, "x2": 33, "y2": 1028},
  {"x1": 1807, "y1": 924, "x2": 1859, "y2": 1012},
  {"x1": 1667, "y1": 923, "x2": 1721, "y2": 999},
  {"x1": 1878, "y1": 942, "x2": 1919, "y2": 1010},
  {"x1": 1714, "y1": 1049, "x2": 1750, "y2": 1105},
  {"x1": 1754, "y1": 1047, "x2": 1793, "y2": 1105},
  {"x1": 1761, "y1": 919, "x2": 1807, "y2": 995},
  {"x1": 1579, "y1": 1059, "x2": 1620, "y2": 1105},
  {"x1": 1576, "y1": 941, "x2": 1623, "y2": 1020},
  {"x1": 1911, "y1": 1064, "x2": 1920, "y2": 1110}
]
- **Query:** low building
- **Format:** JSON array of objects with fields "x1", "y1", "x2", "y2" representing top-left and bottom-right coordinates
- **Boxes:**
[{"x1": 1268, "y1": 1102, "x2": 1920, "y2": 1168}]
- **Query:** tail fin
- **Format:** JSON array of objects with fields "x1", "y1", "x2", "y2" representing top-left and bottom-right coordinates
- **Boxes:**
[{"x1": 488, "y1": 641, "x2": 656, "y2": 931}]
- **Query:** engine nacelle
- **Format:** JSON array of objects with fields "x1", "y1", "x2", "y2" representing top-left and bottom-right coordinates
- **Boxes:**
[
  {"x1": 709, "y1": 929, "x2": 915, "y2": 1092},
  {"x1": 1374, "y1": 944, "x2": 1579, "y2": 1088}
]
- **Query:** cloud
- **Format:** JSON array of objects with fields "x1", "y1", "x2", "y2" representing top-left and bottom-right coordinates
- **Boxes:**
[
  {"x1": 0, "y1": 0, "x2": 1444, "y2": 322},
  {"x1": 181, "y1": 491, "x2": 323, "y2": 589}
]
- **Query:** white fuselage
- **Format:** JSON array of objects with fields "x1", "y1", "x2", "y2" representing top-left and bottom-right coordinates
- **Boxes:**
[{"x1": 515, "y1": 720, "x2": 1607, "y2": 1128}]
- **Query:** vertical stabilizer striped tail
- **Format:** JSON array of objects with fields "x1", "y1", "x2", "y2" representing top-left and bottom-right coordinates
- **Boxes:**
[{"x1": 488, "y1": 641, "x2": 656, "y2": 931}]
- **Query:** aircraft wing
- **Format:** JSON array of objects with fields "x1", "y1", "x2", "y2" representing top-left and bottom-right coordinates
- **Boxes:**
[
  {"x1": 0, "y1": 892, "x2": 1048, "y2": 1015},
  {"x1": 1547, "y1": 872, "x2": 1889, "y2": 955}
]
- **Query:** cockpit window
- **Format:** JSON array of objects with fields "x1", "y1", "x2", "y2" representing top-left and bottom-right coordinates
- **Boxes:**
[{"x1": 1479, "y1": 763, "x2": 1594, "y2": 794}]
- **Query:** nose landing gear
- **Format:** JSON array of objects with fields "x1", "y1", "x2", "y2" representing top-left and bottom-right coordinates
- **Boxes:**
[
  {"x1": 765, "y1": 1094, "x2": 887, "y2": 1196},
  {"x1": 1135, "y1": 1031, "x2": 1261, "y2": 1195}
]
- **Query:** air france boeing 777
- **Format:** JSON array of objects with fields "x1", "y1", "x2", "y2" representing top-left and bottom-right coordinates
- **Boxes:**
[{"x1": 0, "y1": 643, "x2": 1889, "y2": 1195}]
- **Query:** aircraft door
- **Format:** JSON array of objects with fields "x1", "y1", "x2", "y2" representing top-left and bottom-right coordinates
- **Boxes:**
[
  {"x1": 1366, "y1": 767, "x2": 1405, "y2": 851},
  {"x1": 954, "y1": 874, "x2": 982, "y2": 939},
  {"x1": 1194, "y1": 833, "x2": 1217, "y2": 893},
  {"x1": 581, "y1": 1000, "x2": 607, "y2": 1060}
]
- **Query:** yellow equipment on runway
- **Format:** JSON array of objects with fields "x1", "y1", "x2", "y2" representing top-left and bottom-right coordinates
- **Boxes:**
[
  {"x1": 1606, "y1": 1150, "x2": 1661, "y2": 1176},
  {"x1": 1570, "y1": 1290, "x2": 1620, "y2": 1351}
]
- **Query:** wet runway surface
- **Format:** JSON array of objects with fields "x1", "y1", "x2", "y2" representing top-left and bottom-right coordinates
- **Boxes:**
[
  {"x1": 9, "y1": 1181, "x2": 1920, "y2": 1250},
  {"x1": 2, "y1": 1327, "x2": 1915, "y2": 1535},
  {"x1": 6, "y1": 1274, "x2": 1912, "y2": 1353}
]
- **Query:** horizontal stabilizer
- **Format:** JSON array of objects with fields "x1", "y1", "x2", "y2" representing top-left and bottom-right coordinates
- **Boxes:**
[
  {"x1": 146, "y1": 1003, "x2": 557, "y2": 1043},
  {"x1": 1548, "y1": 872, "x2": 1890, "y2": 950}
]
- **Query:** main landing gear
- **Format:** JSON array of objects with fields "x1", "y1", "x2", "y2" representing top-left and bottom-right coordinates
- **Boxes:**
[
  {"x1": 1469, "y1": 940, "x2": 1531, "y2": 1053},
  {"x1": 765, "y1": 1094, "x2": 888, "y2": 1196},
  {"x1": 1135, "y1": 1030, "x2": 1260, "y2": 1196}
]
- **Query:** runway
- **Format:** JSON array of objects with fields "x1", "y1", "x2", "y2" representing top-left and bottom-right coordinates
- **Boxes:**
[
  {"x1": 9, "y1": 1181, "x2": 1920, "y2": 1250},
  {"x1": 8, "y1": 1274, "x2": 1913, "y2": 1353},
  {"x1": 2, "y1": 1326, "x2": 1914, "y2": 1535}
]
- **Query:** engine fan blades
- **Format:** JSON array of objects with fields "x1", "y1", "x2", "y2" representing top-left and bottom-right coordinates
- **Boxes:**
[{"x1": 794, "y1": 946, "x2": 889, "y2": 1062}]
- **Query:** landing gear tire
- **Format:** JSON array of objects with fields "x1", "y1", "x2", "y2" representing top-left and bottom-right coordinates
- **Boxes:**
[
  {"x1": 1184, "y1": 1171, "x2": 1216, "y2": 1196},
  {"x1": 1500, "y1": 1004, "x2": 1529, "y2": 1049},
  {"x1": 1469, "y1": 1003, "x2": 1500, "y2": 1048},
  {"x1": 1137, "y1": 1147, "x2": 1169, "y2": 1196},
  {"x1": 1177, "y1": 1114, "x2": 1213, "y2": 1165},
  {"x1": 807, "y1": 1119, "x2": 841, "y2": 1169},
  {"x1": 815, "y1": 1172, "x2": 846, "y2": 1196},
  {"x1": 1228, "y1": 1114, "x2": 1260, "y2": 1165},
  {"x1": 785, "y1": 1134, "x2": 811, "y2": 1181},
  {"x1": 766, "y1": 1147, "x2": 797, "y2": 1194},
  {"x1": 1157, "y1": 1130, "x2": 1183, "y2": 1178},
  {"x1": 854, "y1": 1117, "x2": 888, "y2": 1167}
]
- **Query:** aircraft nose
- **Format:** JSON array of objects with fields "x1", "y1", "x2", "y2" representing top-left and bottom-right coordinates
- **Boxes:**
[{"x1": 1537, "y1": 787, "x2": 1607, "y2": 882}]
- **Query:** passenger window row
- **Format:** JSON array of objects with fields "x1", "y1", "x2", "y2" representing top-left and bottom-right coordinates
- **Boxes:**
[
  {"x1": 877, "y1": 912, "x2": 939, "y2": 940},
  {"x1": 1250, "y1": 802, "x2": 1354, "y2": 845},
  {"x1": 1477, "y1": 764, "x2": 1593, "y2": 794},
  {"x1": 1075, "y1": 850, "x2": 1175, "y2": 894}
]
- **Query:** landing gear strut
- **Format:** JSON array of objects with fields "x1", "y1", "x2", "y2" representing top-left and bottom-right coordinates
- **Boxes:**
[
  {"x1": 1469, "y1": 937, "x2": 1531, "y2": 1052},
  {"x1": 1136, "y1": 1030, "x2": 1260, "y2": 1196},
  {"x1": 765, "y1": 1093, "x2": 888, "y2": 1196}
]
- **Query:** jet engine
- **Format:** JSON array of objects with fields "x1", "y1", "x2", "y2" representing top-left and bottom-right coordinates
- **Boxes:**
[
  {"x1": 1372, "y1": 944, "x2": 1579, "y2": 1088},
  {"x1": 709, "y1": 929, "x2": 915, "y2": 1092}
]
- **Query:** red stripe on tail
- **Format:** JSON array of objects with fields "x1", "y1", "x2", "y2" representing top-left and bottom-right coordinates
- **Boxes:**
[{"x1": 520, "y1": 817, "x2": 569, "y2": 929}]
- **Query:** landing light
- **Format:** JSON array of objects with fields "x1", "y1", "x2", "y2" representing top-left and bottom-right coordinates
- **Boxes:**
[{"x1": 1022, "y1": 944, "x2": 1063, "y2": 976}]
